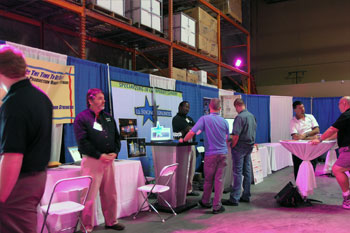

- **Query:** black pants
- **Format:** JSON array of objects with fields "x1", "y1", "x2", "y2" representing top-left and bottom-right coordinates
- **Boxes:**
[{"x1": 292, "y1": 154, "x2": 318, "y2": 180}]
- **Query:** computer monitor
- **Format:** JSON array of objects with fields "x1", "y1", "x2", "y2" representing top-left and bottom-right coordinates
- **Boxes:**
[
  {"x1": 126, "y1": 138, "x2": 146, "y2": 158},
  {"x1": 225, "y1": 118, "x2": 235, "y2": 134},
  {"x1": 150, "y1": 122, "x2": 171, "y2": 141}
]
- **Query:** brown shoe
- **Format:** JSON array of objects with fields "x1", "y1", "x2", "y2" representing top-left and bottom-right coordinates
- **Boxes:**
[{"x1": 105, "y1": 223, "x2": 125, "y2": 231}]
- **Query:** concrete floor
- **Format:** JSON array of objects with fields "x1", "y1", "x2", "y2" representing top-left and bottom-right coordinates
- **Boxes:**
[{"x1": 90, "y1": 164, "x2": 349, "y2": 233}]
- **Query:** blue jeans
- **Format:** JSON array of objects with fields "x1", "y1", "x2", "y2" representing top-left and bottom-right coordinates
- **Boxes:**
[
  {"x1": 230, "y1": 146, "x2": 253, "y2": 203},
  {"x1": 202, "y1": 154, "x2": 227, "y2": 210}
]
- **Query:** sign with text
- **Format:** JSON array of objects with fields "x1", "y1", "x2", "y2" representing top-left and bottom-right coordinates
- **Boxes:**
[{"x1": 25, "y1": 57, "x2": 75, "y2": 124}]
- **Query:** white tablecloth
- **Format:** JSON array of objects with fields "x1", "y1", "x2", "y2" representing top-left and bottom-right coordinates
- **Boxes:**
[
  {"x1": 257, "y1": 146, "x2": 271, "y2": 178},
  {"x1": 38, "y1": 160, "x2": 146, "y2": 232},
  {"x1": 280, "y1": 140, "x2": 336, "y2": 197},
  {"x1": 259, "y1": 143, "x2": 293, "y2": 171}
]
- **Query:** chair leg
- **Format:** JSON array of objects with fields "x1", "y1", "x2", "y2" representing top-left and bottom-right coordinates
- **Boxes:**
[
  {"x1": 133, "y1": 191, "x2": 150, "y2": 219},
  {"x1": 40, "y1": 212, "x2": 49, "y2": 233},
  {"x1": 159, "y1": 195, "x2": 177, "y2": 216},
  {"x1": 148, "y1": 201, "x2": 165, "y2": 222}
]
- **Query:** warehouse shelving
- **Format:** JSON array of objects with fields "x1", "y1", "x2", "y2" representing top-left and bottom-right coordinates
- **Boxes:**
[{"x1": 0, "y1": 0, "x2": 251, "y2": 92}]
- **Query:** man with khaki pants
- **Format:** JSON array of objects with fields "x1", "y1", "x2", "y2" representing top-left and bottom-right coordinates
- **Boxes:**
[{"x1": 74, "y1": 88, "x2": 124, "y2": 232}]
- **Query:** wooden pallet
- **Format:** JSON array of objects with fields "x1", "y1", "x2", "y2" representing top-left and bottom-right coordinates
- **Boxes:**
[
  {"x1": 174, "y1": 41, "x2": 196, "y2": 51},
  {"x1": 87, "y1": 4, "x2": 132, "y2": 25},
  {"x1": 133, "y1": 22, "x2": 165, "y2": 38},
  {"x1": 197, "y1": 48, "x2": 209, "y2": 56}
]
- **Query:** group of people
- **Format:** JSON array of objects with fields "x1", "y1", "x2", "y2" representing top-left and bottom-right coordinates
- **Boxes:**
[
  {"x1": 180, "y1": 98, "x2": 256, "y2": 214},
  {"x1": 1, "y1": 44, "x2": 350, "y2": 233}
]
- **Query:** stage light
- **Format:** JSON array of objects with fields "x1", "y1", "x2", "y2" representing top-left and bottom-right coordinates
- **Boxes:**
[{"x1": 234, "y1": 59, "x2": 242, "y2": 68}]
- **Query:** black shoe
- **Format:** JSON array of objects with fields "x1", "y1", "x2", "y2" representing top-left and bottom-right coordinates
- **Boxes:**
[
  {"x1": 222, "y1": 199, "x2": 239, "y2": 206},
  {"x1": 239, "y1": 197, "x2": 250, "y2": 203},
  {"x1": 187, "y1": 191, "x2": 200, "y2": 196},
  {"x1": 212, "y1": 206, "x2": 225, "y2": 214},
  {"x1": 105, "y1": 223, "x2": 125, "y2": 231},
  {"x1": 198, "y1": 200, "x2": 212, "y2": 208}
]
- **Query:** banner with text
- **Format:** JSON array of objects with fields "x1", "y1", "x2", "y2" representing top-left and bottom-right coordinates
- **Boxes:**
[
  {"x1": 26, "y1": 57, "x2": 75, "y2": 124},
  {"x1": 111, "y1": 81, "x2": 182, "y2": 156}
]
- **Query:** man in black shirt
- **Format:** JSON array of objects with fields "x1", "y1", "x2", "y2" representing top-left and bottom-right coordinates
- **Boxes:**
[
  {"x1": 312, "y1": 96, "x2": 350, "y2": 209},
  {"x1": 0, "y1": 45, "x2": 53, "y2": 233},
  {"x1": 172, "y1": 101, "x2": 199, "y2": 196},
  {"x1": 74, "y1": 88, "x2": 124, "y2": 232}
]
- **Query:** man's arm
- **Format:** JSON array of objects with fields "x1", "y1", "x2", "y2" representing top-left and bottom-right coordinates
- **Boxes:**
[
  {"x1": 231, "y1": 135, "x2": 239, "y2": 148},
  {"x1": 0, "y1": 153, "x2": 23, "y2": 202},
  {"x1": 183, "y1": 130, "x2": 195, "y2": 142},
  {"x1": 311, "y1": 126, "x2": 338, "y2": 144}
]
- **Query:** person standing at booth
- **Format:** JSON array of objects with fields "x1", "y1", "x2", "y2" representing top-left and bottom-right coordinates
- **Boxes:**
[
  {"x1": 183, "y1": 98, "x2": 229, "y2": 214},
  {"x1": 222, "y1": 98, "x2": 256, "y2": 206},
  {"x1": 0, "y1": 45, "x2": 53, "y2": 233},
  {"x1": 290, "y1": 101, "x2": 320, "y2": 179},
  {"x1": 74, "y1": 88, "x2": 124, "y2": 232},
  {"x1": 172, "y1": 101, "x2": 199, "y2": 196},
  {"x1": 311, "y1": 96, "x2": 350, "y2": 209}
]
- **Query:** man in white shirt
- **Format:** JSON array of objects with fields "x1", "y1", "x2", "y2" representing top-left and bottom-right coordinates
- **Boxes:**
[{"x1": 290, "y1": 101, "x2": 320, "y2": 179}]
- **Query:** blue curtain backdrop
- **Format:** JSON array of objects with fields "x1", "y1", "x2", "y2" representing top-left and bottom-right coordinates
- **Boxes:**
[
  {"x1": 312, "y1": 97, "x2": 342, "y2": 133},
  {"x1": 293, "y1": 97, "x2": 312, "y2": 115},
  {"x1": 63, "y1": 57, "x2": 109, "y2": 163},
  {"x1": 246, "y1": 94, "x2": 271, "y2": 143},
  {"x1": 109, "y1": 66, "x2": 149, "y2": 86}
]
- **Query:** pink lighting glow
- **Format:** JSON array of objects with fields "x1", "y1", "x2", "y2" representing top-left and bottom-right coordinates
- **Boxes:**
[{"x1": 234, "y1": 59, "x2": 242, "y2": 68}]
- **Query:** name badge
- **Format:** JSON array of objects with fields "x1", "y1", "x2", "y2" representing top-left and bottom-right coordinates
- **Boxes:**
[{"x1": 93, "y1": 122, "x2": 103, "y2": 131}]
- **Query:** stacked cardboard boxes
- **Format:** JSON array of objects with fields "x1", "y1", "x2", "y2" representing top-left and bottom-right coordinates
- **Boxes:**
[
  {"x1": 164, "y1": 12, "x2": 196, "y2": 48},
  {"x1": 125, "y1": 0, "x2": 162, "y2": 32},
  {"x1": 153, "y1": 67, "x2": 187, "y2": 82},
  {"x1": 184, "y1": 7, "x2": 218, "y2": 58},
  {"x1": 210, "y1": 0, "x2": 242, "y2": 23}
]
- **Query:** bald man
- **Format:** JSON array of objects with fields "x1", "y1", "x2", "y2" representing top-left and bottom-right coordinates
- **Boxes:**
[{"x1": 312, "y1": 96, "x2": 350, "y2": 209}]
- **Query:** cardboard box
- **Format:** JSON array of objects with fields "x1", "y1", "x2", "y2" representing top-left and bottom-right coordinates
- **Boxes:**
[
  {"x1": 164, "y1": 12, "x2": 196, "y2": 47},
  {"x1": 88, "y1": 0, "x2": 125, "y2": 16},
  {"x1": 210, "y1": 0, "x2": 242, "y2": 23},
  {"x1": 184, "y1": 7, "x2": 217, "y2": 32},
  {"x1": 187, "y1": 72, "x2": 198, "y2": 83},
  {"x1": 208, "y1": 42, "x2": 218, "y2": 58},
  {"x1": 194, "y1": 70, "x2": 207, "y2": 84},
  {"x1": 153, "y1": 67, "x2": 187, "y2": 82},
  {"x1": 125, "y1": 0, "x2": 162, "y2": 31}
]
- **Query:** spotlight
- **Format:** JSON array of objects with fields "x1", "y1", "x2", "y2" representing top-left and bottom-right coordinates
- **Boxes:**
[{"x1": 234, "y1": 59, "x2": 242, "y2": 68}]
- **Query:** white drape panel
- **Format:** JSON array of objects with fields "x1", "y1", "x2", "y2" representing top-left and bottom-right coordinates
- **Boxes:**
[
  {"x1": 270, "y1": 96, "x2": 293, "y2": 142},
  {"x1": 150, "y1": 74, "x2": 176, "y2": 90},
  {"x1": 6, "y1": 41, "x2": 67, "y2": 162},
  {"x1": 219, "y1": 89, "x2": 233, "y2": 96},
  {"x1": 6, "y1": 42, "x2": 67, "y2": 65}
]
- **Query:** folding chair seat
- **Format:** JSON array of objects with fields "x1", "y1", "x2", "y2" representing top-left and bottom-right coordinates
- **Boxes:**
[
  {"x1": 133, "y1": 163, "x2": 179, "y2": 222},
  {"x1": 40, "y1": 176, "x2": 93, "y2": 233}
]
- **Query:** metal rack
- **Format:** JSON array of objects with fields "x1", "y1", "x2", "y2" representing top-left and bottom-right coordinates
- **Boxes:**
[{"x1": 0, "y1": 0, "x2": 251, "y2": 92}]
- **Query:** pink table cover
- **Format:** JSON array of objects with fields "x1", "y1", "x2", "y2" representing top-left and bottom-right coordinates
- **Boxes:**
[
  {"x1": 37, "y1": 160, "x2": 146, "y2": 233},
  {"x1": 280, "y1": 140, "x2": 336, "y2": 197}
]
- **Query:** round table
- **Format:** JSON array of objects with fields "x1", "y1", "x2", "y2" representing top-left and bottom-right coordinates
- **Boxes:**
[{"x1": 280, "y1": 140, "x2": 336, "y2": 197}]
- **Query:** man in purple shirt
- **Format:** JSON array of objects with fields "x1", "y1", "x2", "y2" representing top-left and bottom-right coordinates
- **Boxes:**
[{"x1": 183, "y1": 98, "x2": 229, "y2": 214}]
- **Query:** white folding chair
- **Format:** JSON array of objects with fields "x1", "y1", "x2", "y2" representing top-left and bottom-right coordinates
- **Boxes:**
[
  {"x1": 40, "y1": 176, "x2": 93, "y2": 233},
  {"x1": 133, "y1": 163, "x2": 179, "y2": 222}
]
